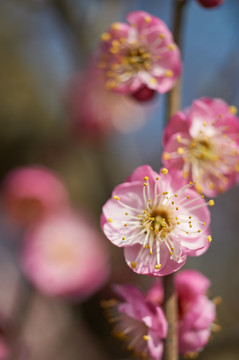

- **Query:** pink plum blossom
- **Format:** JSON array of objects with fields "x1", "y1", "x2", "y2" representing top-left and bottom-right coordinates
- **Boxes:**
[
  {"x1": 102, "y1": 284, "x2": 167, "y2": 360},
  {"x1": 196, "y1": 0, "x2": 224, "y2": 8},
  {"x1": 21, "y1": 211, "x2": 109, "y2": 300},
  {"x1": 101, "y1": 165, "x2": 213, "y2": 277},
  {"x1": 2, "y1": 166, "x2": 69, "y2": 226},
  {"x1": 69, "y1": 65, "x2": 149, "y2": 139},
  {"x1": 147, "y1": 270, "x2": 218, "y2": 356},
  {"x1": 162, "y1": 98, "x2": 239, "y2": 197},
  {"x1": 98, "y1": 11, "x2": 182, "y2": 95}
]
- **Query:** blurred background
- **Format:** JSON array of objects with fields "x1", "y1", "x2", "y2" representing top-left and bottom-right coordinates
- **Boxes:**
[{"x1": 0, "y1": 0, "x2": 239, "y2": 359}]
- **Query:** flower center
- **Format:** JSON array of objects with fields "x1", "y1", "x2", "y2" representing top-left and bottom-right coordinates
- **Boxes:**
[
  {"x1": 149, "y1": 208, "x2": 173, "y2": 233},
  {"x1": 189, "y1": 137, "x2": 218, "y2": 162},
  {"x1": 126, "y1": 46, "x2": 151, "y2": 72}
]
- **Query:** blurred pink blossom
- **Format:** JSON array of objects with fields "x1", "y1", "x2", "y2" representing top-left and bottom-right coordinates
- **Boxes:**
[
  {"x1": 147, "y1": 270, "x2": 217, "y2": 356},
  {"x1": 102, "y1": 284, "x2": 167, "y2": 360},
  {"x1": 101, "y1": 165, "x2": 212, "y2": 277},
  {"x1": 162, "y1": 98, "x2": 239, "y2": 197},
  {"x1": 21, "y1": 211, "x2": 109, "y2": 300},
  {"x1": 2, "y1": 166, "x2": 69, "y2": 226},
  {"x1": 196, "y1": 0, "x2": 224, "y2": 8},
  {"x1": 68, "y1": 65, "x2": 149, "y2": 140},
  {"x1": 0, "y1": 339, "x2": 9, "y2": 360},
  {"x1": 98, "y1": 11, "x2": 181, "y2": 95}
]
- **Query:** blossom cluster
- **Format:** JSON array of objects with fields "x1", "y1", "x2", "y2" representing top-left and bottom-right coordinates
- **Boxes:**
[{"x1": 102, "y1": 270, "x2": 218, "y2": 359}]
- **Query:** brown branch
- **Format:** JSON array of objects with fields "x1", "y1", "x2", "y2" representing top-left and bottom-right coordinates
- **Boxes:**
[
  {"x1": 167, "y1": 0, "x2": 187, "y2": 119},
  {"x1": 163, "y1": 1, "x2": 187, "y2": 360},
  {"x1": 163, "y1": 274, "x2": 178, "y2": 360}
]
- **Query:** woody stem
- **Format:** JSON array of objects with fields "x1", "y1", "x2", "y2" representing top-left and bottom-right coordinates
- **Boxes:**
[{"x1": 163, "y1": 1, "x2": 187, "y2": 360}]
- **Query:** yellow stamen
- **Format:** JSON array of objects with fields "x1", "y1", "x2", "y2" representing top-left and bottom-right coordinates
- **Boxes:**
[
  {"x1": 168, "y1": 44, "x2": 175, "y2": 51},
  {"x1": 177, "y1": 134, "x2": 181, "y2": 142},
  {"x1": 107, "y1": 218, "x2": 113, "y2": 223},
  {"x1": 150, "y1": 78, "x2": 157, "y2": 85},
  {"x1": 177, "y1": 147, "x2": 184, "y2": 155},
  {"x1": 111, "y1": 22, "x2": 120, "y2": 30},
  {"x1": 165, "y1": 69, "x2": 173, "y2": 77},
  {"x1": 163, "y1": 152, "x2": 171, "y2": 160},
  {"x1": 131, "y1": 262, "x2": 137, "y2": 268},
  {"x1": 208, "y1": 199, "x2": 215, "y2": 206},
  {"x1": 113, "y1": 195, "x2": 120, "y2": 200},
  {"x1": 101, "y1": 32, "x2": 111, "y2": 41},
  {"x1": 161, "y1": 168, "x2": 168, "y2": 175},
  {"x1": 229, "y1": 105, "x2": 237, "y2": 115},
  {"x1": 155, "y1": 264, "x2": 162, "y2": 269}
]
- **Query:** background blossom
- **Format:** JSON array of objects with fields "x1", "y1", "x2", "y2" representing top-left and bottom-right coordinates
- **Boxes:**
[{"x1": 21, "y1": 211, "x2": 109, "y2": 300}]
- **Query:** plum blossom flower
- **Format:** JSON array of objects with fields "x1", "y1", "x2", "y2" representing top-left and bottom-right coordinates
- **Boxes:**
[
  {"x1": 98, "y1": 11, "x2": 181, "y2": 96},
  {"x1": 147, "y1": 270, "x2": 219, "y2": 357},
  {"x1": 69, "y1": 65, "x2": 149, "y2": 138},
  {"x1": 196, "y1": 0, "x2": 224, "y2": 8},
  {"x1": 101, "y1": 284, "x2": 167, "y2": 360},
  {"x1": 21, "y1": 211, "x2": 109, "y2": 299},
  {"x1": 2, "y1": 166, "x2": 69, "y2": 226},
  {"x1": 162, "y1": 98, "x2": 239, "y2": 197},
  {"x1": 101, "y1": 165, "x2": 213, "y2": 277}
]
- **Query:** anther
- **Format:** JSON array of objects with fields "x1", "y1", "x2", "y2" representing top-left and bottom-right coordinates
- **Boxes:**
[
  {"x1": 177, "y1": 147, "x2": 184, "y2": 155},
  {"x1": 161, "y1": 168, "x2": 168, "y2": 175},
  {"x1": 113, "y1": 195, "x2": 120, "y2": 200},
  {"x1": 144, "y1": 176, "x2": 149, "y2": 181},
  {"x1": 165, "y1": 69, "x2": 173, "y2": 77},
  {"x1": 208, "y1": 235, "x2": 212, "y2": 242},
  {"x1": 155, "y1": 264, "x2": 162, "y2": 269},
  {"x1": 208, "y1": 200, "x2": 215, "y2": 206},
  {"x1": 213, "y1": 296, "x2": 222, "y2": 305},
  {"x1": 163, "y1": 152, "x2": 170, "y2": 160},
  {"x1": 177, "y1": 135, "x2": 181, "y2": 142},
  {"x1": 168, "y1": 44, "x2": 175, "y2": 51},
  {"x1": 107, "y1": 218, "x2": 113, "y2": 223},
  {"x1": 229, "y1": 105, "x2": 237, "y2": 115},
  {"x1": 143, "y1": 335, "x2": 150, "y2": 341},
  {"x1": 101, "y1": 32, "x2": 111, "y2": 41},
  {"x1": 111, "y1": 22, "x2": 120, "y2": 30},
  {"x1": 131, "y1": 262, "x2": 137, "y2": 268}
]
